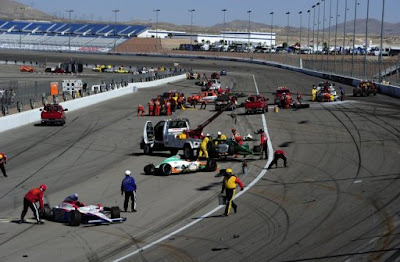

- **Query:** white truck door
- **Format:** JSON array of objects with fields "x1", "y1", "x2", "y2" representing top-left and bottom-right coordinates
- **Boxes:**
[{"x1": 143, "y1": 121, "x2": 155, "y2": 144}]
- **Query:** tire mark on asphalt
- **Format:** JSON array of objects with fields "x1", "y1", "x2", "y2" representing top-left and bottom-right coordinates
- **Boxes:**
[
  {"x1": 69, "y1": 230, "x2": 100, "y2": 262},
  {"x1": 322, "y1": 104, "x2": 363, "y2": 188}
]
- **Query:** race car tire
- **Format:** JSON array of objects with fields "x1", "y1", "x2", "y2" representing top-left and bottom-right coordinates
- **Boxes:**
[
  {"x1": 110, "y1": 206, "x2": 120, "y2": 219},
  {"x1": 144, "y1": 164, "x2": 155, "y2": 175},
  {"x1": 144, "y1": 144, "x2": 152, "y2": 155},
  {"x1": 206, "y1": 159, "x2": 217, "y2": 171},
  {"x1": 183, "y1": 144, "x2": 194, "y2": 160},
  {"x1": 160, "y1": 163, "x2": 172, "y2": 176},
  {"x1": 42, "y1": 204, "x2": 53, "y2": 221},
  {"x1": 69, "y1": 210, "x2": 82, "y2": 226}
]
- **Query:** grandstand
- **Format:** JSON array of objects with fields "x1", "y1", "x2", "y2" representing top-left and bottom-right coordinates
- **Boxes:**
[{"x1": 0, "y1": 19, "x2": 149, "y2": 52}]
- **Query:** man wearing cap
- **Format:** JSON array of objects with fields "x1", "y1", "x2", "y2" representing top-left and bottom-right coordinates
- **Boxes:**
[
  {"x1": 198, "y1": 133, "x2": 211, "y2": 159},
  {"x1": 121, "y1": 170, "x2": 137, "y2": 212},
  {"x1": 19, "y1": 184, "x2": 47, "y2": 224},
  {"x1": 221, "y1": 168, "x2": 244, "y2": 216},
  {"x1": 0, "y1": 152, "x2": 7, "y2": 177}
]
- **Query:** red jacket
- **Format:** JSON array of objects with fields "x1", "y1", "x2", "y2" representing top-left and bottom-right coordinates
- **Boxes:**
[
  {"x1": 25, "y1": 188, "x2": 45, "y2": 209},
  {"x1": 260, "y1": 132, "x2": 267, "y2": 145},
  {"x1": 275, "y1": 150, "x2": 286, "y2": 156}
]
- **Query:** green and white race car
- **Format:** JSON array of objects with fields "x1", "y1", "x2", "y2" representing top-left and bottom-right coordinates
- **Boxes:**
[{"x1": 144, "y1": 155, "x2": 217, "y2": 176}]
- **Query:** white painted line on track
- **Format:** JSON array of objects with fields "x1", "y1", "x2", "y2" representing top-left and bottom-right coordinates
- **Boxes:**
[{"x1": 113, "y1": 74, "x2": 273, "y2": 262}]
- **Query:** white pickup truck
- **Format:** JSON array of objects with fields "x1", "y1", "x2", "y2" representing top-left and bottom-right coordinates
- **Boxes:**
[{"x1": 140, "y1": 118, "x2": 201, "y2": 159}]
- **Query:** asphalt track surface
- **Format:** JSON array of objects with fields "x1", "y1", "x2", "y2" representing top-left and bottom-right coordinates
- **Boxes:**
[{"x1": 0, "y1": 51, "x2": 399, "y2": 262}]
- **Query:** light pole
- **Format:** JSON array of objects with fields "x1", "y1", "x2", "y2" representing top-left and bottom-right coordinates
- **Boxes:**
[
  {"x1": 270, "y1": 11, "x2": 274, "y2": 60},
  {"x1": 112, "y1": 9, "x2": 120, "y2": 49},
  {"x1": 286, "y1": 12, "x2": 290, "y2": 47},
  {"x1": 188, "y1": 9, "x2": 195, "y2": 47},
  {"x1": 299, "y1": 11, "x2": 302, "y2": 55},
  {"x1": 307, "y1": 10, "x2": 311, "y2": 57},
  {"x1": 247, "y1": 10, "x2": 252, "y2": 48},
  {"x1": 316, "y1": 2, "x2": 320, "y2": 56},
  {"x1": 66, "y1": 9, "x2": 74, "y2": 51},
  {"x1": 342, "y1": 0, "x2": 348, "y2": 74},
  {"x1": 312, "y1": 4, "x2": 316, "y2": 69},
  {"x1": 351, "y1": 1, "x2": 359, "y2": 77},
  {"x1": 19, "y1": 7, "x2": 26, "y2": 48},
  {"x1": 327, "y1": 0, "x2": 332, "y2": 72},
  {"x1": 270, "y1": 12, "x2": 274, "y2": 48},
  {"x1": 334, "y1": 0, "x2": 339, "y2": 72},
  {"x1": 321, "y1": 0, "x2": 325, "y2": 67},
  {"x1": 153, "y1": 9, "x2": 160, "y2": 39},
  {"x1": 378, "y1": 0, "x2": 385, "y2": 83},
  {"x1": 364, "y1": 0, "x2": 370, "y2": 79},
  {"x1": 222, "y1": 9, "x2": 227, "y2": 45}
]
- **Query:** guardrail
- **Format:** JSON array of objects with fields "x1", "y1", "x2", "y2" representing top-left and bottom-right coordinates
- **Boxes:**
[{"x1": 0, "y1": 74, "x2": 186, "y2": 133}]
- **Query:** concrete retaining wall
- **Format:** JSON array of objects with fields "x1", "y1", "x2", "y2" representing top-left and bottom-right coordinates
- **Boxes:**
[{"x1": 0, "y1": 74, "x2": 186, "y2": 133}]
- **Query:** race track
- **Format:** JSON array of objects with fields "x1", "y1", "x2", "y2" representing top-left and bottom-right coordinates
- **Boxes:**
[{"x1": 0, "y1": 52, "x2": 399, "y2": 262}]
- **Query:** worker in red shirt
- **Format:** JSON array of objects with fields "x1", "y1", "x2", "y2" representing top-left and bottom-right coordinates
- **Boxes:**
[
  {"x1": 137, "y1": 104, "x2": 145, "y2": 117},
  {"x1": 258, "y1": 129, "x2": 268, "y2": 159},
  {"x1": 154, "y1": 99, "x2": 161, "y2": 116},
  {"x1": 148, "y1": 99, "x2": 154, "y2": 116},
  {"x1": 231, "y1": 128, "x2": 243, "y2": 145},
  {"x1": 19, "y1": 184, "x2": 47, "y2": 224},
  {"x1": 285, "y1": 95, "x2": 291, "y2": 109},
  {"x1": 221, "y1": 168, "x2": 244, "y2": 216},
  {"x1": 0, "y1": 153, "x2": 7, "y2": 177},
  {"x1": 268, "y1": 150, "x2": 288, "y2": 169},
  {"x1": 166, "y1": 100, "x2": 172, "y2": 116}
]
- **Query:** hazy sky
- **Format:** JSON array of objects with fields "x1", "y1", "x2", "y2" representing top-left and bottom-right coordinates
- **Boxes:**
[{"x1": 16, "y1": 0, "x2": 398, "y2": 28}]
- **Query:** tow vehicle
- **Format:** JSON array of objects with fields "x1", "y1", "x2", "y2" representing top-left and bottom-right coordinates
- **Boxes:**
[
  {"x1": 143, "y1": 155, "x2": 217, "y2": 176},
  {"x1": 353, "y1": 80, "x2": 377, "y2": 96},
  {"x1": 245, "y1": 95, "x2": 269, "y2": 114},
  {"x1": 40, "y1": 103, "x2": 68, "y2": 126},
  {"x1": 141, "y1": 103, "x2": 230, "y2": 159}
]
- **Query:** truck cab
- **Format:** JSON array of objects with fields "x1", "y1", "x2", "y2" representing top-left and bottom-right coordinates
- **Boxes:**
[
  {"x1": 141, "y1": 118, "x2": 201, "y2": 158},
  {"x1": 40, "y1": 103, "x2": 68, "y2": 125},
  {"x1": 245, "y1": 95, "x2": 269, "y2": 114}
]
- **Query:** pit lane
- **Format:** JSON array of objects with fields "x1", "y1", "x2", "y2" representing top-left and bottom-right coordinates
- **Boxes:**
[{"x1": 0, "y1": 52, "x2": 399, "y2": 262}]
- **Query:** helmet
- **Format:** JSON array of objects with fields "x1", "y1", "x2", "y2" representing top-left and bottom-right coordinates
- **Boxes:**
[
  {"x1": 72, "y1": 193, "x2": 78, "y2": 201},
  {"x1": 226, "y1": 168, "x2": 233, "y2": 174},
  {"x1": 217, "y1": 131, "x2": 222, "y2": 136},
  {"x1": 231, "y1": 128, "x2": 236, "y2": 132},
  {"x1": 206, "y1": 133, "x2": 211, "y2": 137},
  {"x1": 39, "y1": 184, "x2": 47, "y2": 192},
  {"x1": 125, "y1": 170, "x2": 131, "y2": 176}
]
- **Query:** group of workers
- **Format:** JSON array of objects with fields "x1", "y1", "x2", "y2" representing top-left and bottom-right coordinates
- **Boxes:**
[{"x1": 279, "y1": 93, "x2": 292, "y2": 109}]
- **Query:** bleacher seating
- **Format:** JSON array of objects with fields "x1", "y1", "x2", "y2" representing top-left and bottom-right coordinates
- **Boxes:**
[{"x1": 0, "y1": 19, "x2": 149, "y2": 51}]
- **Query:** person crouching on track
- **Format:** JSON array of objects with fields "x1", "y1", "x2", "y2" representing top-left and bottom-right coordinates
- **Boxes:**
[
  {"x1": 221, "y1": 168, "x2": 244, "y2": 216},
  {"x1": 19, "y1": 184, "x2": 47, "y2": 224},
  {"x1": 198, "y1": 133, "x2": 211, "y2": 159},
  {"x1": 268, "y1": 150, "x2": 288, "y2": 169},
  {"x1": 121, "y1": 170, "x2": 137, "y2": 212}
]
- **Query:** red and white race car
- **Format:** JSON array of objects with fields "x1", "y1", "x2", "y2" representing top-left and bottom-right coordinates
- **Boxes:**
[{"x1": 42, "y1": 201, "x2": 125, "y2": 226}]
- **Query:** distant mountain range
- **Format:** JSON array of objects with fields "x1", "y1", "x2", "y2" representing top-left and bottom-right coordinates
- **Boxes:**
[{"x1": 1, "y1": 0, "x2": 399, "y2": 36}]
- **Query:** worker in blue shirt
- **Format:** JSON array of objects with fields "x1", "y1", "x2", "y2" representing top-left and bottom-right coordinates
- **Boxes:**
[{"x1": 121, "y1": 170, "x2": 137, "y2": 212}]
